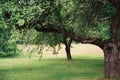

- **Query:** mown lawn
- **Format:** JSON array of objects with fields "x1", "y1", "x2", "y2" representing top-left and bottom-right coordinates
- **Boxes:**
[
  {"x1": 0, "y1": 57, "x2": 104, "y2": 80},
  {"x1": 0, "y1": 44, "x2": 104, "y2": 80}
]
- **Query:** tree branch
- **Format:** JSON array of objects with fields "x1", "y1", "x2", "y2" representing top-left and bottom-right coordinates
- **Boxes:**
[{"x1": 34, "y1": 24, "x2": 104, "y2": 49}]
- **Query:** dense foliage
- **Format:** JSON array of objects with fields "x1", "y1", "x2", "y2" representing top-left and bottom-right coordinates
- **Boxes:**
[{"x1": 0, "y1": 0, "x2": 114, "y2": 55}]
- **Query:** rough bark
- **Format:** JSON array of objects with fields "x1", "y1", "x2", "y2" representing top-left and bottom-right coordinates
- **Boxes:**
[
  {"x1": 103, "y1": 41, "x2": 120, "y2": 78},
  {"x1": 103, "y1": 8, "x2": 120, "y2": 78}
]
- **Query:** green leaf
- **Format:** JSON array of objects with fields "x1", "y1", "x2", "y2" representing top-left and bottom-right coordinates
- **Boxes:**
[{"x1": 17, "y1": 19, "x2": 25, "y2": 26}]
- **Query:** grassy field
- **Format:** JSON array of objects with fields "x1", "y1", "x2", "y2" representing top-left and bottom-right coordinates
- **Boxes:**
[{"x1": 0, "y1": 44, "x2": 104, "y2": 80}]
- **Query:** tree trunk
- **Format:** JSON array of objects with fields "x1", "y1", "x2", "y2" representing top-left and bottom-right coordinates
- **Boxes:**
[
  {"x1": 103, "y1": 41, "x2": 120, "y2": 79},
  {"x1": 63, "y1": 37, "x2": 72, "y2": 60},
  {"x1": 102, "y1": 7, "x2": 120, "y2": 78},
  {"x1": 65, "y1": 42, "x2": 72, "y2": 60}
]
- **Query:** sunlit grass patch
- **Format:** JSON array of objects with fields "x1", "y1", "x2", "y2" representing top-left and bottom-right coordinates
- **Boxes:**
[{"x1": 0, "y1": 58, "x2": 104, "y2": 80}]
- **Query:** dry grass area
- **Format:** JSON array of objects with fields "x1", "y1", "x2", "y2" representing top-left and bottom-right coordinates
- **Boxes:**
[
  {"x1": 42, "y1": 43, "x2": 104, "y2": 59},
  {"x1": 19, "y1": 43, "x2": 104, "y2": 59}
]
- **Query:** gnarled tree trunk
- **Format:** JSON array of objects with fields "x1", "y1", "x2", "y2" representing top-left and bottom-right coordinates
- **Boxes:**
[
  {"x1": 103, "y1": 41, "x2": 120, "y2": 78},
  {"x1": 103, "y1": 8, "x2": 120, "y2": 78}
]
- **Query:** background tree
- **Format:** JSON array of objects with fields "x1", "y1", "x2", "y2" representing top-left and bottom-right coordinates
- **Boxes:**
[{"x1": 16, "y1": 0, "x2": 74, "y2": 60}]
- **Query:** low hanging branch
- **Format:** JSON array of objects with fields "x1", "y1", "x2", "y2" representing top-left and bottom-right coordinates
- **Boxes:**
[
  {"x1": 34, "y1": 24, "x2": 104, "y2": 49},
  {"x1": 16, "y1": 13, "x2": 104, "y2": 49}
]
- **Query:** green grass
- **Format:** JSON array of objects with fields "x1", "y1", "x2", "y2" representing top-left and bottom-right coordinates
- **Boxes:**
[{"x1": 0, "y1": 57, "x2": 104, "y2": 80}]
